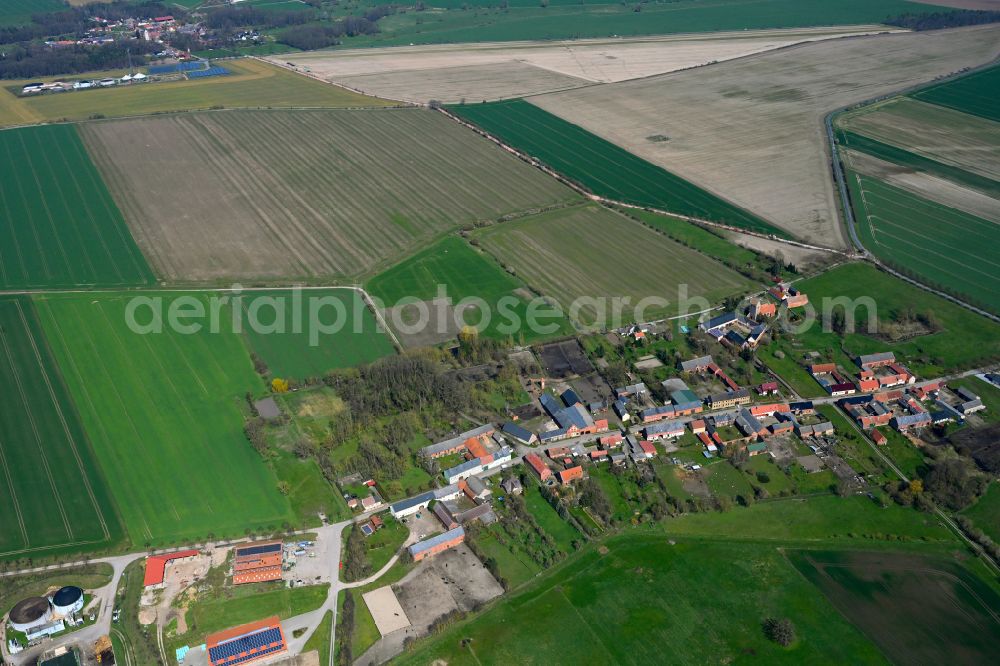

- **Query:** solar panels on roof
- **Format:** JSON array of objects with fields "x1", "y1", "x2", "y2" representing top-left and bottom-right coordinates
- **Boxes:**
[
  {"x1": 235, "y1": 542, "x2": 282, "y2": 558},
  {"x1": 208, "y1": 626, "x2": 285, "y2": 666}
]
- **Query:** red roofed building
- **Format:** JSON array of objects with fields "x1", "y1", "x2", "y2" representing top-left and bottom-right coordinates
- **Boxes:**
[
  {"x1": 599, "y1": 432, "x2": 624, "y2": 448},
  {"x1": 590, "y1": 449, "x2": 609, "y2": 460},
  {"x1": 810, "y1": 363, "x2": 837, "y2": 375},
  {"x1": 207, "y1": 616, "x2": 286, "y2": 666},
  {"x1": 857, "y1": 377, "x2": 880, "y2": 392},
  {"x1": 144, "y1": 550, "x2": 200, "y2": 588},
  {"x1": 689, "y1": 419, "x2": 706, "y2": 434},
  {"x1": 872, "y1": 430, "x2": 887, "y2": 445},
  {"x1": 750, "y1": 300, "x2": 777, "y2": 319},
  {"x1": 465, "y1": 436, "x2": 489, "y2": 460},
  {"x1": 525, "y1": 453, "x2": 552, "y2": 482},
  {"x1": 559, "y1": 466, "x2": 583, "y2": 485},
  {"x1": 639, "y1": 441, "x2": 657, "y2": 457},
  {"x1": 785, "y1": 293, "x2": 809, "y2": 308},
  {"x1": 750, "y1": 403, "x2": 788, "y2": 417},
  {"x1": 756, "y1": 381, "x2": 780, "y2": 395}
]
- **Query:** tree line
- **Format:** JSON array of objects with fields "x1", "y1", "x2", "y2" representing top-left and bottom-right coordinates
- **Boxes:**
[{"x1": 885, "y1": 10, "x2": 1000, "y2": 31}]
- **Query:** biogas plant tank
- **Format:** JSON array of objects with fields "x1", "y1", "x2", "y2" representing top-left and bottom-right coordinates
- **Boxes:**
[
  {"x1": 51, "y1": 585, "x2": 85, "y2": 616},
  {"x1": 8, "y1": 596, "x2": 52, "y2": 632}
]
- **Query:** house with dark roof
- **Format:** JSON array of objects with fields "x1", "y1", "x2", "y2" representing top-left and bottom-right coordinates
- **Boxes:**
[{"x1": 501, "y1": 421, "x2": 536, "y2": 445}]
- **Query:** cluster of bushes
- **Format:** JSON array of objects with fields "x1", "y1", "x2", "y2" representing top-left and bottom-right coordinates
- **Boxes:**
[
  {"x1": 276, "y1": 6, "x2": 394, "y2": 50},
  {"x1": 336, "y1": 590, "x2": 356, "y2": 666},
  {"x1": 955, "y1": 515, "x2": 1000, "y2": 562}
]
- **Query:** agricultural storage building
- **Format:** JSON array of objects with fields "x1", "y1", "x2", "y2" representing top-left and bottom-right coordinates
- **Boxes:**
[
  {"x1": 144, "y1": 550, "x2": 200, "y2": 588},
  {"x1": 51, "y1": 586, "x2": 84, "y2": 616},
  {"x1": 9, "y1": 596, "x2": 52, "y2": 632},
  {"x1": 409, "y1": 526, "x2": 465, "y2": 561},
  {"x1": 233, "y1": 542, "x2": 283, "y2": 585},
  {"x1": 207, "y1": 616, "x2": 287, "y2": 666}
]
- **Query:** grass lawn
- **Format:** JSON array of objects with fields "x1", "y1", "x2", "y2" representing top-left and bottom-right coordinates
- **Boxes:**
[
  {"x1": 961, "y1": 481, "x2": 1000, "y2": 543},
  {"x1": 0, "y1": 297, "x2": 123, "y2": 560},
  {"x1": 788, "y1": 465, "x2": 838, "y2": 495},
  {"x1": 34, "y1": 292, "x2": 295, "y2": 547},
  {"x1": 704, "y1": 460, "x2": 754, "y2": 499},
  {"x1": 844, "y1": 171, "x2": 1000, "y2": 313},
  {"x1": 873, "y1": 427, "x2": 926, "y2": 480},
  {"x1": 523, "y1": 484, "x2": 580, "y2": 552},
  {"x1": 271, "y1": 451, "x2": 347, "y2": 525},
  {"x1": 364, "y1": 517, "x2": 408, "y2": 573},
  {"x1": 367, "y1": 234, "x2": 573, "y2": 343},
  {"x1": 653, "y1": 460, "x2": 694, "y2": 501},
  {"x1": 569, "y1": 505, "x2": 603, "y2": 536},
  {"x1": 398, "y1": 535, "x2": 889, "y2": 665},
  {"x1": 239, "y1": 288, "x2": 396, "y2": 380},
  {"x1": 744, "y1": 455, "x2": 794, "y2": 495},
  {"x1": 589, "y1": 467, "x2": 632, "y2": 523},
  {"x1": 453, "y1": 100, "x2": 779, "y2": 234},
  {"x1": 788, "y1": 549, "x2": 1000, "y2": 664},
  {"x1": 303, "y1": 610, "x2": 332, "y2": 664},
  {"x1": 0, "y1": 124, "x2": 154, "y2": 289},
  {"x1": 185, "y1": 584, "x2": 329, "y2": 644},
  {"x1": 474, "y1": 530, "x2": 540, "y2": 588},
  {"x1": 784, "y1": 262, "x2": 1000, "y2": 378},
  {"x1": 474, "y1": 203, "x2": 755, "y2": 326},
  {"x1": 115, "y1": 560, "x2": 165, "y2": 666},
  {"x1": 0, "y1": 60, "x2": 391, "y2": 128},
  {"x1": 663, "y1": 495, "x2": 954, "y2": 547}
]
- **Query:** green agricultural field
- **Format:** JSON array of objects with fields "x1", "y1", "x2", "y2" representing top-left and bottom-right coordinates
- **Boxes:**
[
  {"x1": 0, "y1": 60, "x2": 390, "y2": 128},
  {"x1": 836, "y1": 129, "x2": 1000, "y2": 199},
  {"x1": 355, "y1": 0, "x2": 942, "y2": 47},
  {"x1": 622, "y1": 208, "x2": 767, "y2": 271},
  {"x1": 788, "y1": 549, "x2": 1000, "y2": 665},
  {"x1": 473, "y1": 204, "x2": 755, "y2": 327},
  {"x1": 238, "y1": 288, "x2": 395, "y2": 379},
  {"x1": 367, "y1": 235, "x2": 572, "y2": 344},
  {"x1": 962, "y1": 481, "x2": 1000, "y2": 543},
  {"x1": 399, "y1": 536, "x2": 888, "y2": 665},
  {"x1": 845, "y1": 173, "x2": 1000, "y2": 312},
  {"x1": 787, "y1": 262, "x2": 1000, "y2": 378},
  {"x1": 451, "y1": 100, "x2": 780, "y2": 234},
  {"x1": 912, "y1": 63, "x2": 1000, "y2": 123},
  {"x1": 0, "y1": 124, "x2": 154, "y2": 289},
  {"x1": 34, "y1": 292, "x2": 296, "y2": 547},
  {"x1": 0, "y1": 0, "x2": 63, "y2": 25},
  {"x1": 0, "y1": 296, "x2": 123, "y2": 560}
]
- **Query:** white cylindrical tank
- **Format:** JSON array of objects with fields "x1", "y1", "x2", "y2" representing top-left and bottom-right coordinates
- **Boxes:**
[
  {"x1": 8, "y1": 596, "x2": 52, "y2": 632},
  {"x1": 51, "y1": 586, "x2": 84, "y2": 616}
]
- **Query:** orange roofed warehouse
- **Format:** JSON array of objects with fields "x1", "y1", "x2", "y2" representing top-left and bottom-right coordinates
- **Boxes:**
[
  {"x1": 143, "y1": 550, "x2": 200, "y2": 588},
  {"x1": 207, "y1": 616, "x2": 287, "y2": 666},
  {"x1": 232, "y1": 542, "x2": 283, "y2": 585}
]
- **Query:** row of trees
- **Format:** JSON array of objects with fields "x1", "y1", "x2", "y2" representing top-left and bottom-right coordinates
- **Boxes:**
[
  {"x1": 0, "y1": 39, "x2": 159, "y2": 79},
  {"x1": 885, "y1": 10, "x2": 1000, "y2": 31}
]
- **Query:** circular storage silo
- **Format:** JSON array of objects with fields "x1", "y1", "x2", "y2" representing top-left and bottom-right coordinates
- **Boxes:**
[
  {"x1": 8, "y1": 596, "x2": 52, "y2": 632},
  {"x1": 51, "y1": 585, "x2": 84, "y2": 616}
]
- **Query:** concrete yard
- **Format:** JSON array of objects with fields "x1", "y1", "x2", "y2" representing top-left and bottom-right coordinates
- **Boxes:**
[{"x1": 362, "y1": 586, "x2": 412, "y2": 636}]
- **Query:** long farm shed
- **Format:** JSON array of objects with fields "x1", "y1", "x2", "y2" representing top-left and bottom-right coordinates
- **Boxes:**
[
  {"x1": 0, "y1": 124, "x2": 154, "y2": 289},
  {"x1": 0, "y1": 296, "x2": 122, "y2": 559}
]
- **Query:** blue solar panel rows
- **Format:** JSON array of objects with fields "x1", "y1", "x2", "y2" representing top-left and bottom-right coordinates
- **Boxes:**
[
  {"x1": 187, "y1": 67, "x2": 230, "y2": 79},
  {"x1": 235, "y1": 542, "x2": 281, "y2": 558},
  {"x1": 149, "y1": 61, "x2": 205, "y2": 74},
  {"x1": 209, "y1": 627, "x2": 284, "y2": 665}
]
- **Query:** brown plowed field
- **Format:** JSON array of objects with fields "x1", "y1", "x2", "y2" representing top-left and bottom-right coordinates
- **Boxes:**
[{"x1": 81, "y1": 108, "x2": 576, "y2": 281}]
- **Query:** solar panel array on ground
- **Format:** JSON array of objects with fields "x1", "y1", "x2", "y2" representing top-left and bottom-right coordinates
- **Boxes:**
[
  {"x1": 187, "y1": 66, "x2": 230, "y2": 79},
  {"x1": 149, "y1": 61, "x2": 205, "y2": 74},
  {"x1": 208, "y1": 625, "x2": 285, "y2": 666}
]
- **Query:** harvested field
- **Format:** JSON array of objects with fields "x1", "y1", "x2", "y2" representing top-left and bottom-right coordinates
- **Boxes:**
[
  {"x1": 279, "y1": 27, "x2": 890, "y2": 103},
  {"x1": 788, "y1": 549, "x2": 1000, "y2": 666},
  {"x1": 453, "y1": 100, "x2": 777, "y2": 233},
  {"x1": 334, "y1": 62, "x2": 586, "y2": 105},
  {"x1": 839, "y1": 98, "x2": 1000, "y2": 181},
  {"x1": 844, "y1": 171, "x2": 1000, "y2": 312},
  {"x1": 81, "y1": 109, "x2": 576, "y2": 282},
  {"x1": 474, "y1": 204, "x2": 755, "y2": 326},
  {"x1": 0, "y1": 60, "x2": 390, "y2": 128},
  {"x1": 844, "y1": 149, "x2": 1000, "y2": 223},
  {"x1": 34, "y1": 292, "x2": 295, "y2": 547},
  {"x1": 531, "y1": 25, "x2": 1000, "y2": 248},
  {"x1": 0, "y1": 296, "x2": 122, "y2": 559},
  {"x1": 0, "y1": 124, "x2": 154, "y2": 289}
]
